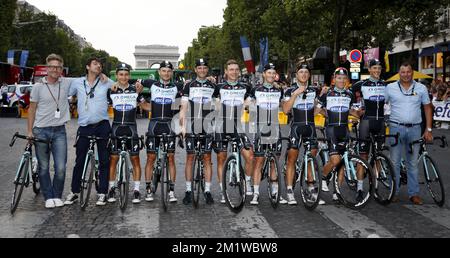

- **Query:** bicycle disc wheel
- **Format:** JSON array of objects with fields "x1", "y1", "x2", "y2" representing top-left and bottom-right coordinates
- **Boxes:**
[
  {"x1": 118, "y1": 155, "x2": 130, "y2": 211},
  {"x1": 222, "y1": 155, "x2": 246, "y2": 213},
  {"x1": 421, "y1": 155, "x2": 445, "y2": 207},
  {"x1": 160, "y1": 156, "x2": 169, "y2": 212},
  {"x1": 266, "y1": 153, "x2": 281, "y2": 209},
  {"x1": 299, "y1": 154, "x2": 322, "y2": 211},
  {"x1": 31, "y1": 157, "x2": 40, "y2": 195},
  {"x1": 11, "y1": 158, "x2": 28, "y2": 214},
  {"x1": 371, "y1": 153, "x2": 396, "y2": 205},
  {"x1": 80, "y1": 154, "x2": 95, "y2": 211},
  {"x1": 334, "y1": 155, "x2": 374, "y2": 210}
]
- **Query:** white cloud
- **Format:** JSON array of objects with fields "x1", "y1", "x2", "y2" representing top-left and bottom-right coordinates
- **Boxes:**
[{"x1": 26, "y1": 0, "x2": 227, "y2": 66}]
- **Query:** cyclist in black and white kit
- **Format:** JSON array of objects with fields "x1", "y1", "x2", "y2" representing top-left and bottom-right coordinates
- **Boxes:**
[
  {"x1": 319, "y1": 67, "x2": 361, "y2": 202},
  {"x1": 351, "y1": 59, "x2": 386, "y2": 162},
  {"x1": 139, "y1": 61, "x2": 183, "y2": 203},
  {"x1": 213, "y1": 59, "x2": 254, "y2": 204},
  {"x1": 282, "y1": 64, "x2": 322, "y2": 205},
  {"x1": 180, "y1": 58, "x2": 218, "y2": 205},
  {"x1": 250, "y1": 63, "x2": 284, "y2": 205},
  {"x1": 107, "y1": 63, "x2": 145, "y2": 204}
]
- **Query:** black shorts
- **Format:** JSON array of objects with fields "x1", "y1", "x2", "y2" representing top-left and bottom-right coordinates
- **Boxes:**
[
  {"x1": 213, "y1": 133, "x2": 252, "y2": 153},
  {"x1": 186, "y1": 135, "x2": 214, "y2": 154},
  {"x1": 253, "y1": 130, "x2": 282, "y2": 157},
  {"x1": 146, "y1": 120, "x2": 176, "y2": 154},
  {"x1": 326, "y1": 125, "x2": 349, "y2": 156},
  {"x1": 358, "y1": 119, "x2": 385, "y2": 154},
  {"x1": 288, "y1": 124, "x2": 318, "y2": 150},
  {"x1": 110, "y1": 124, "x2": 140, "y2": 156}
]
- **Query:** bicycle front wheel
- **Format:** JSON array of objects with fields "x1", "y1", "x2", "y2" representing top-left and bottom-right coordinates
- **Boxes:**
[
  {"x1": 31, "y1": 157, "x2": 40, "y2": 195},
  {"x1": 371, "y1": 153, "x2": 396, "y2": 206},
  {"x1": 118, "y1": 155, "x2": 130, "y2": 211},
  {"x1": 80, "y1": 154, "x2": 95, "y2": 211},
  {"x1": 11, "y1": 158, "x2": 29, "y2": 214},
  {"x1": 222, "y1": 155, "x2": 246, "y2": 213},
  {"x1": 421, "y1": 155, "x2": 445, "y2": 207},
  {"x1": 299, "y1": 154, "x2": 322, "y2": 211},
  {"x1": 266, "y1": 153, "x2": 281, "y2": 209},
  {"x1": 160, "y1": 155, "x2": 169, "y2": 212},
  {"x1": 192, "y1": 156, "x2": 204, "y2": 208},
  {"x1": 334, "y1": 155, "x2": 374, "y2": 210}
]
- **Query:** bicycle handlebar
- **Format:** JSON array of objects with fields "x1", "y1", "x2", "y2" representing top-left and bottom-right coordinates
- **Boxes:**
[
  {"x1": 409, "y1": 136, "x2": 448, "y2": 154},
  {"x1": 9, "y1": 132, "x2": 50, "y2": 147}
]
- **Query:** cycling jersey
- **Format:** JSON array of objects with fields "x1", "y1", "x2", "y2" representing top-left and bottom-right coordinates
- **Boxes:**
[
  {"x1": 250, "y1": 84, "x2": 283, "y2": 154},
  {"x1": 284, "y1": 83, "x2": 318, "y2": 125},
  {"x1": 182, "y1": 79, "x2": 219, "y2": 133},
  {"x1": 250, "y1": 84, "x2": 283, "y2": 128},
  {"x1": 108, "y1": 84, "x2": 143, "y2": 125},
  {"x1": 142, "y1": 79, "x2": 183, "y2": 121},
  {"x1": 319, "y1": 88, "x2": 355, "y2": 126},
  {"x1": 351, "y1": 78, "x2": 386, "y2": 120},
  {"x1": 213, "y1": 81, "x2": 252, "y2": 134}
]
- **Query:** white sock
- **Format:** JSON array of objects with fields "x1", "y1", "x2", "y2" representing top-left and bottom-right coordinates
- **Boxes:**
[
  {"x1": 246, "y1": 176, "x2": 252, "y2": 183},
  {"x1": 287, "y1": 186, "x2": 293, "y2": 191},
  {"x1": 219, "y1": 183, "x2": 223, "y2": 192},
  {"x1": 205, "y1": 182, "x2": 211, "y2": 193},
  {"x1": 308, "y1": 186, "x2": 315, "y2": 191},
  {"x1": 254, "y1": 185, "x2": 260, "y2": 195},
  {"x1": 357, "y1": 180, "x2": 364, "y2": 191},
  {"x1": 186, "y1": 181, "x2": 192, "y2": 192},
  {"x1": 109, "y1": 181, "x2": 115, "y2": 189},
  {"x1": 134, "y1": 181, "x2": 140, "y2": 191}
]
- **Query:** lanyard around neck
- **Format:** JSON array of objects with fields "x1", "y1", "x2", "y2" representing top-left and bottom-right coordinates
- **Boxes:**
[{"x1": 45, "y1": 82, "x2": 61, "y2": 111}]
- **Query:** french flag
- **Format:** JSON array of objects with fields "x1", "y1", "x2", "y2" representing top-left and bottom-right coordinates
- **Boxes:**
[{"x1": 240, "y1": 36, "x2": 256, "y2": 74}]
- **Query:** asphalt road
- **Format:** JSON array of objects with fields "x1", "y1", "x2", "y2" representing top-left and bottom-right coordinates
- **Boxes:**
[{"x1": 1, "y1": 118, "x2": 450, "y2": 238}]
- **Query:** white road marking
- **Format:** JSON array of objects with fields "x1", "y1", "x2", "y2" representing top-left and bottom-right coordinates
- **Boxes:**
[
  {"x1": 317, "y1": 205, "x2": 395, "y2": 238},
  {"x1": 0, "y1": 211, "x2": 53, "y2": 238},
  {"x1": 115, "y1": 206, "x2": 159, "y2": 237},
  {"x1": 230, "y1": 207, "x2": 278, "y2": 238},
  {"x1": 404, "y1": 205, "x2": 450, "y2": 229}
]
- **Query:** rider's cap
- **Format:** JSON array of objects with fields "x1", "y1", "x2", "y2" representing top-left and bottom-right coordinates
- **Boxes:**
[
  {"x1": 264, "y1": 63, "x2": 276, "y2": 72},
  {"x1": 116, "y1": 63, "x2": 131, "y2": 73},
  {"x1": 369, "y1": 59, "x2": 382, "y2": 68},
  {"x1": 195, "y1": 58, "x2": 208, "y2": 67},
  {"x1": 160, "y1": 60, "x2": 174, "y2": 70},
  {"x1": 334, "y1": 67, "x2": 349, "y2": 76}
]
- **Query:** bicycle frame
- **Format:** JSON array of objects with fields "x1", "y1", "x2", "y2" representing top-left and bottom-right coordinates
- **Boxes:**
[{"x1": 14, "y1": 148, "x2": 34, "y2": 185}]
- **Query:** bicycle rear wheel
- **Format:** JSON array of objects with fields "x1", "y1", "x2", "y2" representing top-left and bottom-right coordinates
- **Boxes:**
[
  {"x1": 299, "y1": 154, "x2": 322, "y2": 211},
  {"x1": 421, "y1": 155, "x2": 445, "y2": 207},
  {"x1": 31, "y1": 157, "x2": 40, "y2": 195},
  {"x1": 222, "y1": 155, "x2": 246, "y2": 213},
  {"x1": 118, "y1": 155, "x2": 130, "y2": 211},
  {"x1": 11, "y1": 158, "x2": 29, "y2": 214},
  {"x1": 371, "y1": 153, "x2": 396, "y2": 205},
  {"x1": 160, "y1": 155, "x2": 169, "y2": 212},
  {"x1": 266, "y1": 153, "x2": 281, "y2": 209},
  {"x1": 80, "y1": 154, "x2": 95, "y2": 211},
  {"x1": 334, "y1": 155, "x2": 374, "y2": 210}
]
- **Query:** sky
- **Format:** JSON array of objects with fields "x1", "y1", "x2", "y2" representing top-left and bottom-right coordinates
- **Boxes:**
[{"x1": 26, "y1": 0, "x2": 228, "y2": 66}]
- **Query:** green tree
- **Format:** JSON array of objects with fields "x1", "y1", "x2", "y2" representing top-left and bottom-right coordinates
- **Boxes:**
[
  {"x1": 0, "y1": 0, "x2": 17, "y2": 60},
  {"x1": 393, "y1": 0, "x2": 449, "y2": 61}
]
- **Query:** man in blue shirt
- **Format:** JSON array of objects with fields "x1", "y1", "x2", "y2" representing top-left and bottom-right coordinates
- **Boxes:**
[{"x1": 385, "y1": 61, "x2": 433, "y2": 205}]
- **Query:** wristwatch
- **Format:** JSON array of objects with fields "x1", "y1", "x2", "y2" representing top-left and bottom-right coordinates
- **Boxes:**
[{"x1": 427, "y1": 128, "x2": 433, "y2": 132}]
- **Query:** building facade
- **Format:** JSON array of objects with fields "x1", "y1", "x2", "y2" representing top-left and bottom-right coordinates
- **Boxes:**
[
  {"x1": 389, "y1": 7, "x2": 450, "y2": 81},
  {"x1": 134, "y1": 45, "x2": 180, "y2": 69}
]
